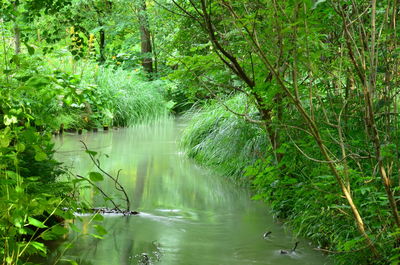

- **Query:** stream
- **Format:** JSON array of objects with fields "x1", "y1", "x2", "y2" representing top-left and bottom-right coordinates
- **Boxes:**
[{"x1": 47, "y1": 118, "x2": 330, "y2": 265}]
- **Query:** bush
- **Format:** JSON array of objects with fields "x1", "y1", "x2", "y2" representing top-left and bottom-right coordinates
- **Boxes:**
[{"x1": 0, "y1": 86, "x2": 77, "y2": 264}]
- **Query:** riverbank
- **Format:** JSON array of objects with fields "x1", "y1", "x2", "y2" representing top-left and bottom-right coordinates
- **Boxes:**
[{"x1": 181, "y1": 96, "x2": 397, "y2": 265}]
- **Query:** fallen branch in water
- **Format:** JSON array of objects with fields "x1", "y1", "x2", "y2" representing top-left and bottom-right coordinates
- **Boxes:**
[{"x1": 62, "y1": 206, "x2": 139, "y2": 216}]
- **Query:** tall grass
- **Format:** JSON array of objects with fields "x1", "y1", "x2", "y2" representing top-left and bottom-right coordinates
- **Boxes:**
[
  {"x1": 181, "y1": 95, "x2": 267, "y2": 181},
  {"x1": 41, "y1": 55, "x2": 171, "y2": 128},
  {"x1": 93, "y1": 67, "x2": 170, "y2": 126}
]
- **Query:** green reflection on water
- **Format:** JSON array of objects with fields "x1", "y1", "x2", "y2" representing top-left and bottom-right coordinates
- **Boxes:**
[{"x1": 47, "y1": 119, "x2": 330, "y2": 265}]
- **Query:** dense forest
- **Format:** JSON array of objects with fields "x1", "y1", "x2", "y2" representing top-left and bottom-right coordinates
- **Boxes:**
[{"x1": 1, "y1": 0, "x2": 400, "y2": 264}]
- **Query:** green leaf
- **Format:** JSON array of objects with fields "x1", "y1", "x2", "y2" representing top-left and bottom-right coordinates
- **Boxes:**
[
  {"x1": 89, "y1": 172, "x2": 103, "y2": 182},
  {"x1": 26, "y1": 76, "x2": 51, "y2": 88},
  {"x1": 27, "y1": 45, "x2": 35, "y2": 55},
  {"x1": 0, "y1": 136, "x2": 11, "y2": 148},
  {"x1": 30, "y1": 241, "x2": 47, "y2": 254},
  {"x1": 15, "y1": 186, "x2": 24, "y2": 193},
  {"x1": 28, "y1": 217, "x2": 47, "y2": 229},
  {"x1": 64, "y1": 95, "x2": 73, "y2": 105},
  {"x1": 16, "y1": 143, "x2": 26, "y2": 152},
  {"x1": 41, "y1": 225, "x2": 68, "y2": 240},
  {"x1": 10, "y1": 55, "x2": 20, "y2": 65},
  {"x1": 35, "y1": 152, "x2": 48, "y2": 161},
  {"x1": 90, "y1": 233, "x2": 104, "y2": 239},
  {"x1": 18, "y1": 228, "x2": 29, "y2": 235},
  {"x1": 93, "y1": 224, "x2": 107, "y2": 236},
  {"x1": 85, "y1": 150, "x2": 98, "y2": 156},
  {"x1": 4, "y1": 115, "x2": 17, "y2": 126},
  {"x1": 60, "y1": 259, "x2": 79, "y2": 265},
  {"x1": 165, "y1": 100, "x2": 176, "y2": 110},
  {"x1": 13, "y1": 217, "x2": 24, "y2": 228}
]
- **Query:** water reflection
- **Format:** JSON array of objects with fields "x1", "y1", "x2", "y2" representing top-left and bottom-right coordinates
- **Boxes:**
[{"x1": 48, "y1": 119, "x2": 330, "y2": 265}]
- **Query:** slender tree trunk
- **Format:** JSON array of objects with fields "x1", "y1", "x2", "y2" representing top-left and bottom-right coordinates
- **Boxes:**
[
  {"x1": 14, "y1": 24, "x2": 20, "y2": 54},
  {"x1": 93, "y1": 0, "x2": 112, "y2": 63},
  {"x1": 151, "y1": 32, "x2": 157, "y2": 73},
  {"x1": 13, "y1": 0, "x2": 20, "y2": 54},
  {"x1": 138, "y1": 0, "x2": 153, "y2": 74},
  {"x1": 99, "y1": 26, "x2": 106, "y2": 63}
]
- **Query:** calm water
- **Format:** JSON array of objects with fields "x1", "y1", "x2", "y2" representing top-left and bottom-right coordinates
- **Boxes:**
[{"x1": 48, "y1": 119, "x2": 330, "y2": 265}]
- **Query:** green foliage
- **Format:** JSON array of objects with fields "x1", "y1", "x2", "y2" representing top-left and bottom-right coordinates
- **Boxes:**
[
  {"x1": 92, "y1": 67, "x2": 170, "y2": 126},
  {"x1": 1, "y1": 51, "x2": 171, "y2": 131},
  {"x1": 2, "y1": 0, "x2": 400, "y2": 264},
  {"x1": 182, "y1": 92, "x2": 400, "y2": 263},
  {"x1": 182, "y1": 95, "x2": 266, "y2": 182},
  {"x1": 0, "y1": 88, "x2": 78, "y2": 264},
  {"x1": 248, "y1": 144, "x2": 398, "y2": 264}
]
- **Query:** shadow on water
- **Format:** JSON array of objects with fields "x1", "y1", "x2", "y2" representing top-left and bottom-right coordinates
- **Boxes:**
[{"x1": 42, "y1": 118, "x2": 331, "y2": 265}]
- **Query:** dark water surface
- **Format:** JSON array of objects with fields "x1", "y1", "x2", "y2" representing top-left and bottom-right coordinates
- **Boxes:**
[{"x1": 49, "y1": 119, "x2": 330, "y2": 265}]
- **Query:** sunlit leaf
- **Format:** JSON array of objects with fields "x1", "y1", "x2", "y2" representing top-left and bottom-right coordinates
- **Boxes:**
[
  {"x1": 30, "y1": 241, "x2": 47, "y2": 254},
  {"x1": 28, "y1": 217, "x2": 47, "y2": 229},
  {"x1": 4, "y1": 115, "x2": 17, "y2": 126},
  {"x1": 35, "y1": 152, "x2": 48, "y2": 161}
]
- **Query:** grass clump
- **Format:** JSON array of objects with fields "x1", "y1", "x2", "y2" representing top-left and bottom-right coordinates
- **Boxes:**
[
  {"x1": 7, "y1": 55, "x2": 172, "y2": 131},
  {"x1": 181, "y1": 95, "x2": 267, "y2": 181},
  {"x1": 92, "y1": 67, "x2": 170, "y2": 127}
]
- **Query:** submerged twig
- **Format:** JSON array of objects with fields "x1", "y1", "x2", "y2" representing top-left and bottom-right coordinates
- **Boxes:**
[{"x1": 76, "y1": 174, "x2": 121, "y2": 211}]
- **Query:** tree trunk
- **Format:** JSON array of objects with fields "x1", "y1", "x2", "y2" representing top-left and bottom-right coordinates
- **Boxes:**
[
  {"x1": 14, "y1": 24, "x2": 20, "y2": 54},
  {"x1": 13, "y1": 0, "x2": 20, "y2": 54},
  {"x1": 138, "y1": 0, "x2": 153, "y2": 74},
  {"x1": 151, "y1": 32, "x2": 157, "y2": 73},
  {"x1": 99, "y1": 27, "x2": 105, "y2": 63}
]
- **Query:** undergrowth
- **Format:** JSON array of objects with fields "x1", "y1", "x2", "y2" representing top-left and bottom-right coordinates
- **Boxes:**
[
  {"x1": 92, "y1": 67, "x2": 170, "y2": 126},
  {"x1": 181, "y1": 95, "x2": 267, "y2": 182},
  {"x1": 182, "y1": 94, "x2": 398, "y2": 264},
  {"x1": 8, "y1": 55, "x2": 172, "y2": 131}
]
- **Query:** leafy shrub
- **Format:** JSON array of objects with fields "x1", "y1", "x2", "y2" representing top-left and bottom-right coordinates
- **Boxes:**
[{"x1": 0, "y1": 86, "x2": 77, "y2": 264}]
